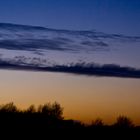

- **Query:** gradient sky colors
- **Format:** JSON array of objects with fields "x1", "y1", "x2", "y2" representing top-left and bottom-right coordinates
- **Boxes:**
[
  {"x1": 0, "y1": 0, "x2": 140, "y2": 124},
  {"x1": 0, "y1": 0, "x2": 139, "y2": 35},
  {"x1": 0, "y1": 70, "x2": 140, "y2": 124}
]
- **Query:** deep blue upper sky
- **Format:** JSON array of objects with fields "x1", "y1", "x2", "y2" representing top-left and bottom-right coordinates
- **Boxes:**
[{"x1": 0, "y1": 0, "x2": 140, "y2": 35}]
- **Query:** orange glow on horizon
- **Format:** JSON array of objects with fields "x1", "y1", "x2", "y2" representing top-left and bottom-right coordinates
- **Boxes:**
[{"x1": 0, "y1": 70, "x2": 140, "y2": 125}]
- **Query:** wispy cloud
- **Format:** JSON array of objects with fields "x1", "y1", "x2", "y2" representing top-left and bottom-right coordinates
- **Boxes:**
[{"x1": 0, "y1": 23, "x2": 140, "y2": 53}]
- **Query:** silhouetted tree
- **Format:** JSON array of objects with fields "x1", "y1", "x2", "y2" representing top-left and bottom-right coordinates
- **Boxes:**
[
  {"x1": 0, "y1": 102, "x2": 18, "y2": 113},
  {"x1": 25, "y1": 105, "x2": 36, "y2": 113},
  {"x1": 37, "y1": 102, "x2": 63, "y2": 120},
  {"x1": 114, "y1": 116, "x2": 134, "y2": 128},
  {"x1": 51, "y1": 102, "x2": 64, "y2": 119}
]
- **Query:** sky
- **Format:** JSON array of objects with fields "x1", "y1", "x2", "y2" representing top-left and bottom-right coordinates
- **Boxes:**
[
  {"x1": 0, "y1": 0, "x2": 140, "y2": 124},
  {"x1": 0, "y1": 0, "x2": 139, "y2": 35},
  {"x1": 0, "y1": 70, "x2": 140, "y2": 124}
]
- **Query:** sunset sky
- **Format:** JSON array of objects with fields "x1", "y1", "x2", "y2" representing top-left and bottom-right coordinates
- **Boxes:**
[{"x1": 0, "y1": 0, "x2": 140, "y2": 124}]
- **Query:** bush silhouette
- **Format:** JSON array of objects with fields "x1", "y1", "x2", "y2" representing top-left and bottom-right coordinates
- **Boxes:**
[
  {"x1": 114, "y1": 116, "x2": 134, "y2": 128},
  {"x1": 37, "y1": 102, "x2": 63, "y2": 120},
  {"x1": 25, "y1": 105, "x2": 36, "y2": 113},
  {"x1": 0, "y1": 102, "x2": 18, "y2": 113},
  {"x1": 91, "y1": 118, "x2": 104, "y2": 127}
]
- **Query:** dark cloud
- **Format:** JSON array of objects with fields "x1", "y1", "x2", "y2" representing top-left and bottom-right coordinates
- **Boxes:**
[
  {"x1": 0, "y1": 23, "x2": 140, "y2": 53},
  {"x1": 0, "y1": 23, "x2": 46, "y2": 31},
  {"x1": 81, "y1": 41, "x2": 109, "y2": 47},
  {"x1": 0, "y1": 39, "x2": 73, "y2": 51},
  {"x1": 0, "y1": 59, "x2": 140, "y2": 79}
]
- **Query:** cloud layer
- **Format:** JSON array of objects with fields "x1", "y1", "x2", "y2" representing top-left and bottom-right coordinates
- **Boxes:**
[
  {"x1": 0, "y1": 23, "x2": 140, "y2": 53},
  {"x1": 0, "y1": 58, "x2": 140, "y2": 78},
  {"x1": 0, "y1": 23, "x2": 140, "y2": 78}
]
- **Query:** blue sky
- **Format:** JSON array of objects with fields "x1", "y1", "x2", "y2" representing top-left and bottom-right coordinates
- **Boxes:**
[{"x1": 0, "y1": 0, "x2": 140, "y2": 35}]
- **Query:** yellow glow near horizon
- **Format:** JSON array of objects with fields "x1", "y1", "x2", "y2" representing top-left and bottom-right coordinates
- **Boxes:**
[{"x1": 0, "y1": 70, "x2": 140, "y2": 125}]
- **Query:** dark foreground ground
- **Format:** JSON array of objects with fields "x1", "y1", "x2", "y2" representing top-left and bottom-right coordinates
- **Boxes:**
[
  {"x1": 0, "y1": 103, "x2": 139, "y2": 139},
  {"x1": 0, "y1": 117, "x2": 140, "y2": 139}
]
